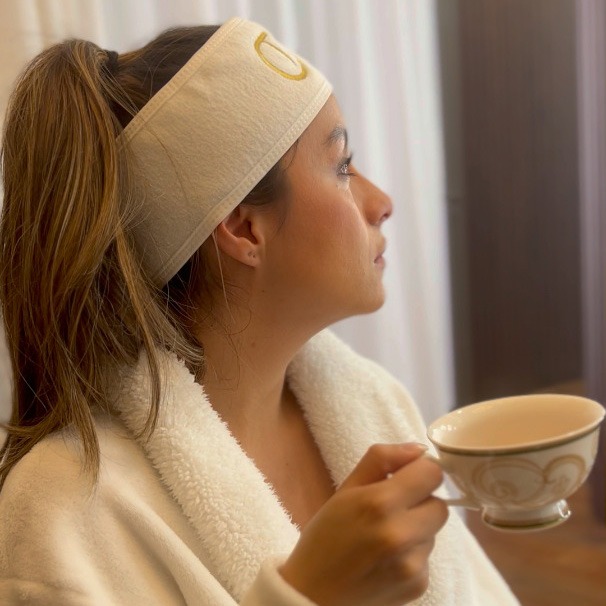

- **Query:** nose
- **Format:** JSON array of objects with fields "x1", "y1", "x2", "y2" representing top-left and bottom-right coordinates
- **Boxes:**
[{"x1": 355, "y1": 171, "x2": 393, "y2": 226}]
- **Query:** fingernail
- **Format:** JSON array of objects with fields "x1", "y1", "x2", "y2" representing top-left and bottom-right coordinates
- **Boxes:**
[{"x1": 399, "y1": 442, "x2": 429, "y2": 452}]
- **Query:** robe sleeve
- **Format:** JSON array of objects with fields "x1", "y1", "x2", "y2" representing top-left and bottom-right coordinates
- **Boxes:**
[
  {"x1": 0, "y1": 426, "x2": 238, "y2": 605},
  {"x1": 240, "y1": 558, "x2": 317, "y2": 606}
]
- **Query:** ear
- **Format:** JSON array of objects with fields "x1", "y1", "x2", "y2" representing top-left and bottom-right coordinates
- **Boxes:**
[{"x1": 213, "y1": 205, "x2": 265, "y2": 267}]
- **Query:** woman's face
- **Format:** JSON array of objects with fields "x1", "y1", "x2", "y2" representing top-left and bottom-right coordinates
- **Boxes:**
[{"x1": 260, "y1": 95, "x2": 393, "y2": 326}]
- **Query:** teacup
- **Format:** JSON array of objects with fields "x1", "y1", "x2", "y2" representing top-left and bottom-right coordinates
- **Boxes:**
[{"x1": 427, "y1": 394, "x2": 604, "y2": 532}]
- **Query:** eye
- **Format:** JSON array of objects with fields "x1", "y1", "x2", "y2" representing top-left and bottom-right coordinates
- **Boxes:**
[{"x1": 337, "y1": 153, "x2": 356, "y2": 178}]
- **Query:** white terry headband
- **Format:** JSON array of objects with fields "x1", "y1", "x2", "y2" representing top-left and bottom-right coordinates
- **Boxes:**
[{"x1": 118, "y1": 17, "x2": 332, "y2": 286}]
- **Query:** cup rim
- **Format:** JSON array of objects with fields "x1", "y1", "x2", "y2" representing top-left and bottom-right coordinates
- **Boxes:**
[{"x1": 427, "y1": 394, "x2": 605, "y2": 455}]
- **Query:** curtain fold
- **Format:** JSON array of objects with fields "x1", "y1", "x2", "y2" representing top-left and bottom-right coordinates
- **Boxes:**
[{"x1": 0, "y1": 0, "x2": 453, "y2": 434}]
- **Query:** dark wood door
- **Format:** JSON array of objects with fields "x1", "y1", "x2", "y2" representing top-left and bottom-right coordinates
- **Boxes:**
[
  {"x1": 438, "y1": 0, "x2": 605, "y2": 520},
  {"x1": 441, "y1": 0, "x2": 582, "y2": 404}
]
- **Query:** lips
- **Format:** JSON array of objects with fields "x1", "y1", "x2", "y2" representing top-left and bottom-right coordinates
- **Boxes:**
[{"x1": 374, "y1": 240, "x2": 387, "y2": 265}]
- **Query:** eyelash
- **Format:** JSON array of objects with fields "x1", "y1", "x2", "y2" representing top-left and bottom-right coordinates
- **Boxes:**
[{"x1": 338, "y1": 153, "x2": 356, "y2": 178}]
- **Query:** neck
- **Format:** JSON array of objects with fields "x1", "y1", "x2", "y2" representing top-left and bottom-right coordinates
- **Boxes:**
[{"x1": 193, "y1": 301, "x2": 316, "y2": 441}]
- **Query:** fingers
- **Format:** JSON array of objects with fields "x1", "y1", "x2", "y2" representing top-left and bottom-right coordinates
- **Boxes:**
[
  {"x1": 279, "y1": 445, "x2": 449, "y2": 606},
  {"x1": 338, "y1": 443, "x2": 428, "y2": 491},
  {"x1": 374, "y1": 539, "x2": 435, "y2": 604},
  {"x1": 336, "y1": 451, "x2": 448, "y2": 562},
  {"x1": 347, "y1": 454, "x2": 445, "y2": 524},
  {"x1": 363, "y1": 498, "x2": 448, "y2": 604},
  {"x1": 357, "y1": 494, "x2": 448, "y2": 561},
  {"x1": 385, "y1": 455, "x2": 444, "y2": 509},
  {"x1": 384, "y1": 496, "x2": 449, "y2": 556}
]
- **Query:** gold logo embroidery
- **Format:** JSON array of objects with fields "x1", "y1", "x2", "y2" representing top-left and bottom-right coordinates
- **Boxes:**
[{"x1": 254, "y1": 32, "x2": 307, "y2": 81}]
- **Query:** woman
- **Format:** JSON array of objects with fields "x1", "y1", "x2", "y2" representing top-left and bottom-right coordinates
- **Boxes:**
[{"x1": 0, "y1": 17, "x2": 518, "y2": 605}]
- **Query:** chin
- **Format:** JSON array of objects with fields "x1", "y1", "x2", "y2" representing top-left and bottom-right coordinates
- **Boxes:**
[
  {"x1": 354, "y1": 287, "x2": 387, "y2": 315},
  {"x1": 367, "y1": 295, "x2": 386, "y2": 313}
]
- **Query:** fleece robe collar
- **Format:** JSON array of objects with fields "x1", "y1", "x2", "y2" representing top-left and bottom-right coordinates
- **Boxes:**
[{"x1": 113, "y1": 330, "x2": 492, "y2": 605}]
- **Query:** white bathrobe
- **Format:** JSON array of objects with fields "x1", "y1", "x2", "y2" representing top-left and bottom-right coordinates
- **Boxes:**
[{"x1": 0, "y1": 331, "x2": 519, "y2": 605}]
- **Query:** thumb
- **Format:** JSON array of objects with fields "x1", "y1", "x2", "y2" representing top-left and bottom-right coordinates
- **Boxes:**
[{"x1": 338, "y1": 443, "x2": 428, "y2": 491}]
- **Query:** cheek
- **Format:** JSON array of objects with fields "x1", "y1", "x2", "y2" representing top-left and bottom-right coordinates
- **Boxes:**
[
  {"x1": 302, "y1": 193, "x2": 368, "y2": 249},
  {"x1": 327, "y1": 202, "x2": 371, "y2": 264},
  {"x1": 270, "y1": 181, "x2": 370, "y2": 279}
]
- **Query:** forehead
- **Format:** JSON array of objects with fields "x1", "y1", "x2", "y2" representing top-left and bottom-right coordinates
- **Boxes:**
[{"x1": 300, "y1": 95, "x2": 347, "y2": 148}]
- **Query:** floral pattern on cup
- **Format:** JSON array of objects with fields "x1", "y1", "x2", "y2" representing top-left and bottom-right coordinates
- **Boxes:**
[{"x1": 465, "y1": 454, "x2": 587, "y2": 507}]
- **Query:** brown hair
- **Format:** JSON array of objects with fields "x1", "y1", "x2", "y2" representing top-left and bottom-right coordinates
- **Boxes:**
[{"x1": 0, "y1": 25, "x2": 288, "y2": 488}]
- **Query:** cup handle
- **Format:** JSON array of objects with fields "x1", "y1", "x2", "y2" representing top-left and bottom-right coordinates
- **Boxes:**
[{"x1": 423, "y1": 453, "x2": 481, "y2": 510}]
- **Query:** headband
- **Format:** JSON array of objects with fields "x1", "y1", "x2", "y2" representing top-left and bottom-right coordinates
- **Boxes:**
[{"x1": 117, "y1": 17, "x2": 332, "y2": 286}]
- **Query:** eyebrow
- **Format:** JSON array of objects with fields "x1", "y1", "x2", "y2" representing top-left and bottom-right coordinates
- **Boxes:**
[{"x1": 325, "y1": 125, "x2": 349, "y2": 149}]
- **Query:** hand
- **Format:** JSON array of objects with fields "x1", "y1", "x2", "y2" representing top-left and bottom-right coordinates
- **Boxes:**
[{"x1": 279, "y1": 443, "x2": 448, "y2": 606}]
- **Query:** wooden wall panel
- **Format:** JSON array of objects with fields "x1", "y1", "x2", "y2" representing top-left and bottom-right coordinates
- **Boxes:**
[
  {"x1": 455, "y1": 0, "x2": 582, "y2": 402},
  {"x1": 576, "y1": 0, "x2": 606, "y2": 520}
]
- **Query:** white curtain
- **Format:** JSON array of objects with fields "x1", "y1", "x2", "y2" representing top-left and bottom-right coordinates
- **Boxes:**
[{"x1": 0, "y1": 0, "x2": 454, "y2": 438}]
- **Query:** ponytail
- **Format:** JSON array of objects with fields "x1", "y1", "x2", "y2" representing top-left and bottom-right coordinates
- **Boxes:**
[{"x1": 0, "y1": 39, "x2": 202, "y2": 488}]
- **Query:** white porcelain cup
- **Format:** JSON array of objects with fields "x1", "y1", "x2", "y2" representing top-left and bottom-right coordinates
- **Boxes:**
[{"x1": 427, "y1": 394, "x2": 605, "y2": 532}]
